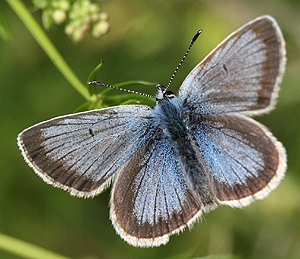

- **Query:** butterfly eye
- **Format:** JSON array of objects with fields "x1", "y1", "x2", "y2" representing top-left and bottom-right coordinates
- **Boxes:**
[
  {"x1": 155, "y1": 84, "x2": 167, "y2": 100},
  {"x1": 164, "y1": 91, "x2": 176, "y2": 99}
]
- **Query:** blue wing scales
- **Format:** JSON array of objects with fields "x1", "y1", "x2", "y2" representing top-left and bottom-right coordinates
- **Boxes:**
[
  {"x1": 187, "y1": 113, "x2": 286, "y2": 207},
  {"x1": 178, "y1": 16, "x2": 285, "y2": 115},
  {"x1": 18, "y1": 105, "x2": 154, "y2": 197},
  {"x1": 111, "y1": 134, "x2": 215, "y2": 247}
]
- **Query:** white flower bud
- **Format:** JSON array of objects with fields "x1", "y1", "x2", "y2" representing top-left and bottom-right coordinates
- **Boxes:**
[
  {"x1": 92, "y1": 21, "x2": 109, "y2": 38},
  {"x1": 52, "y1": 9, "x2": 66, "y2": 24}
]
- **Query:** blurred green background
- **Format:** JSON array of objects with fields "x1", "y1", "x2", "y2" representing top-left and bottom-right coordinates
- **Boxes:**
[{"x1": 1, "y1": 0, "x2": 300, "y2": 258}]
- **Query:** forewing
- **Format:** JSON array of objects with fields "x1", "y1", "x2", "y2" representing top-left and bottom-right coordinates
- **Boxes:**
[
  {"x1": 189, "y1": 113, "x2": 286, "y2": 207},
  {"x1": 178, "y1": 15, "x2": 286, "y2": 115},
  {"x1": 18, "y1": 105, "x2": 154, "y2": 198},
  {"x1": 110, "y1": 135, "x2": 213, "y2": 247}
]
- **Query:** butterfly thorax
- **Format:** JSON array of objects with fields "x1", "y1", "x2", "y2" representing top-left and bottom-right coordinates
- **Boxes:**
[{"x1": 154, "y1": 84, "x2": 185, "y2": 139}]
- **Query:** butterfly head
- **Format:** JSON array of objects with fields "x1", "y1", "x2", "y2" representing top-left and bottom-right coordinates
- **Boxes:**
[{"x1": 156, "y1": 84, "x2": 176, "y2": 103}]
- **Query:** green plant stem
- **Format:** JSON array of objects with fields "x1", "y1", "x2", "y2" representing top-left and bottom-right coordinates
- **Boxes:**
[
  {"x1": 0, "y1": 233, "x2": 70, "y2": 259},
  {"x1": 6, "y1": 0, "x2": 90, "y2": 100}
]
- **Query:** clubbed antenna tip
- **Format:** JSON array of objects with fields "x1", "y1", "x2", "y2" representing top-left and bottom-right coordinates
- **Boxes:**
[{"x1": 166, "y1": 29, "x2": 203, "y2": 90}]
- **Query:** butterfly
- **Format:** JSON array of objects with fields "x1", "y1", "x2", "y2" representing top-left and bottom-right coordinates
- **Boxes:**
[{"x1": 18, "y1": 15, "x2": 286, "y2": 247}]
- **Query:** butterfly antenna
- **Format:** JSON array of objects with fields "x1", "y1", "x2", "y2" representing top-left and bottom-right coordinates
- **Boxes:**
[
  {"x1": 88, "y1": 81, "x2": 155, "y2": 98},
  {"x1": 166, "y1": 29, "x2": 202, "y2": 90}
]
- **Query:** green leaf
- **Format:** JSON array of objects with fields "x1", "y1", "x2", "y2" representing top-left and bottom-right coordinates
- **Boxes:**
[
  {"x1": 87, "y1": 60, "x2": 104, "y2": 96},
  {"x1": 87, "y1": 60, "x2": 104, "y2": 82},
  {"x1": 114, "y1": 80, "x2": 155, "y2": 88},
  {"x1": 105, "y1": 94, "x2": 155, "y2": 107},
  {"x1": 73, "y1": 101, "x2": 93, "y2": 113},
  {"x1": 119, "y1": 99, "x2": 143, "y2": 105}
]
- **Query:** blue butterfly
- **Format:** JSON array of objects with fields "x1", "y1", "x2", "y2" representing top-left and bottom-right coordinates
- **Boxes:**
[{"x1": 18, "y1": 15, "x2": 286, "y2": 247}]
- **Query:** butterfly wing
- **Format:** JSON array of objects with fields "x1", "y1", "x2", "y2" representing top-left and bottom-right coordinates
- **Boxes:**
[
  {"x1": 110, "y1": 133, "x2": 216, "y2": 247},
  {"x1": 187, "y1": 113, "x2": 286, "y2": 207},
  {"x1": 18, "y1": 105, "x2": 154, "y2": 198},
  {"x1": 178, "y1": 15, "x2": 286, "y2": 115}
]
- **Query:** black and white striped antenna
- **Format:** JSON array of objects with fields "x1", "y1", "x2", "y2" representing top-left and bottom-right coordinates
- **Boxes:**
[
  {"x1": 166, "y1": 29, "x2": 202, "y2": 90},
  {"x1": 87, "y1": 81, "x2": 155, "y2": 98},
  {"x1": 88, "y1": 29, "x2": 202, "y2": 97}
]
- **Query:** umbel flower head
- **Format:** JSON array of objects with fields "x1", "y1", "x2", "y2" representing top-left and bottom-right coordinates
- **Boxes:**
[{"x1": 33, "y1": 0, "x2": 109, "y2": 42}]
